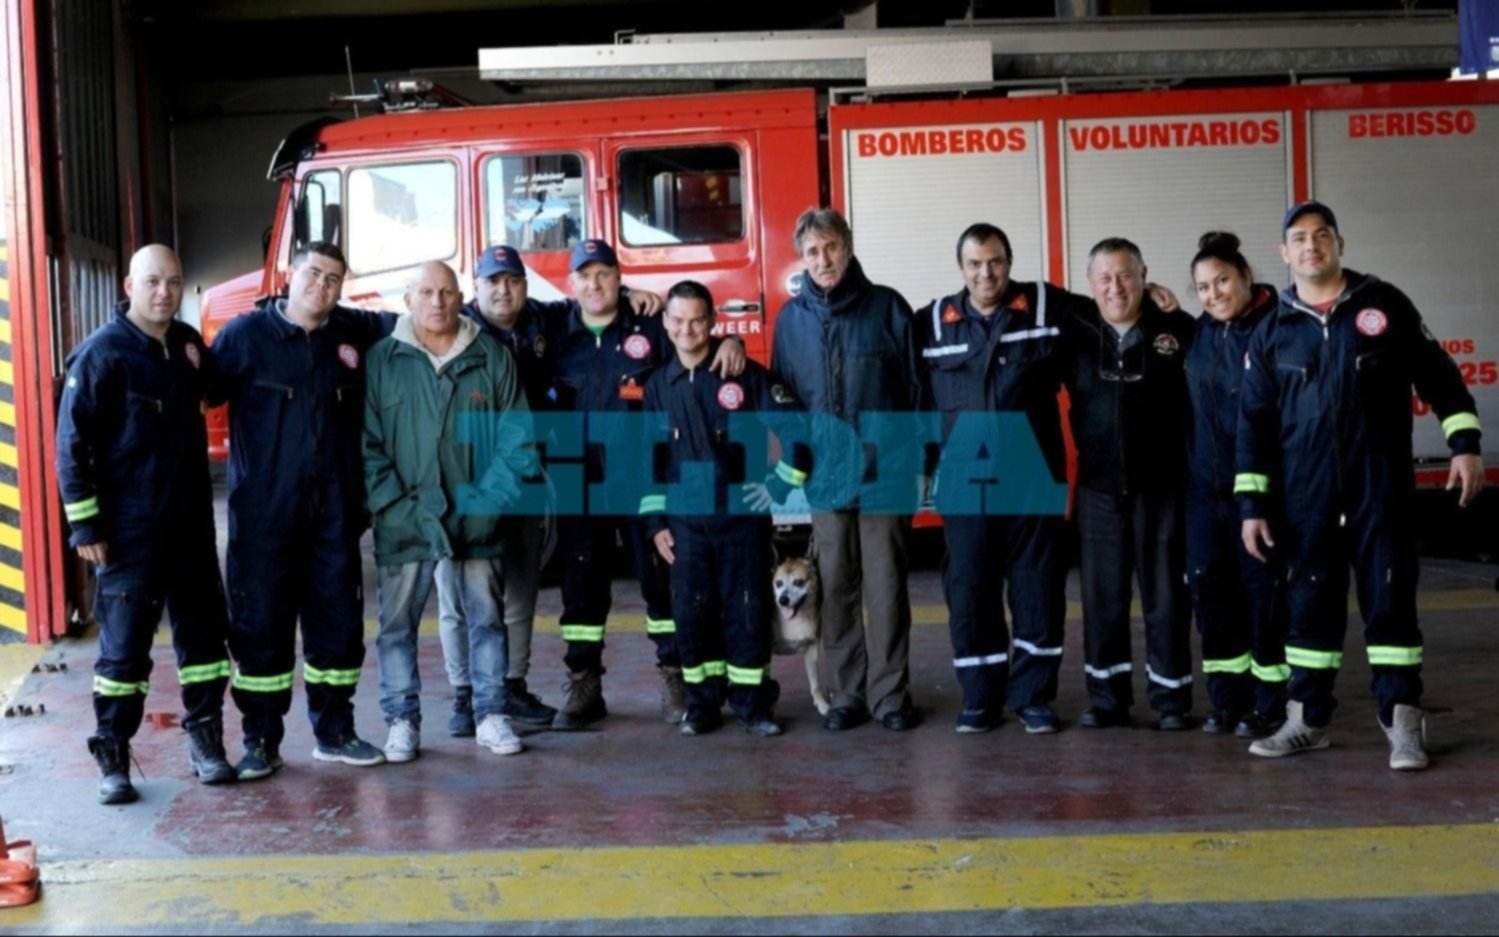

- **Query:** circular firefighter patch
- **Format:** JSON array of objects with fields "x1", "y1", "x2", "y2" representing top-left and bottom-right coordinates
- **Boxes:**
[
  {"x1": 1153, "y1": 333, "x2": 1180, "y2": 356},
  {"x1": 624, "y1": 334, "x2": 652, "y2": 360},
  {"x1": 1356, "y1": 308, "x2": 1388, "y2": 337},
  {"x1": 717, "y1": 382, "x2": 745, "y2": 411},
  {"x1": 338, "y1": 344, "x2": 360, "y2": 369}
]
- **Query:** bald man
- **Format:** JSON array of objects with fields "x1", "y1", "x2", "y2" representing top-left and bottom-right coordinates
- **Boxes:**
[
  {"x1": 57, "y1": 245, "x2": 237, "y2": 804},
  {"x1": 363, "y1": 262, "x2": 536, "y2": 761}
]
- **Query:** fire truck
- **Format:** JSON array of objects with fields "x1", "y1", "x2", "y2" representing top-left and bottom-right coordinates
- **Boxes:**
[{"x1": 199, "y1": 77, "x2": 1499, "y2": 517}]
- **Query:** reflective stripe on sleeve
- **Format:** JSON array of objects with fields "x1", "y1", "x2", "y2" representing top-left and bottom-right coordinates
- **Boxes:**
[
  {"x1": 64, "y1": 497, "x2": 100, "y2": 522},
  {"x1": 1442, "y1": 412, "x2": 1481, "y2": 438},
  {"x1": 775, "y1": 461, "x2": 808, "y2": 487},
  {"x1": 1234, "y1": 473, "x2": 1271, "y2": 495}
]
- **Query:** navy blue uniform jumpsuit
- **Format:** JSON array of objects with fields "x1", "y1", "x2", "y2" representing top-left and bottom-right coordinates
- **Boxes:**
[
  {"x1": 1183, "y1": 284, "x2": 1288, "y2": 719},
  {"x1": 208, "y1": 300, "x2": 394, "y2": 752},
  {"x1": 1237, "y1": 271, "x2": 1481, "y2": 726},
  {"x1": 913, "y1": 282, "x2": 1074, "y2": 717},
  {"x1": 57, "y1": 304, "x2": 232, "y2": 743},
  {"x1": 541, "y1": 302, "x2": 677, "y2": 676},
  {"x1": 638, "y1": 347, "x2": 809, "y2": 722}
]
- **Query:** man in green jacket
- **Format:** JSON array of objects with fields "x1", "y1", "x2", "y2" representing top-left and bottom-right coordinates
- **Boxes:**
[{"x1": 364, "y1": 261, "x2": 537, "y2": 762}]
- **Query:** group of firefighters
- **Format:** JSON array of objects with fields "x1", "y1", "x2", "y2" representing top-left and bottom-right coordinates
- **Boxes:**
[{"x1": 55, "y1": 198, "x2": 1484, "y2": 805}]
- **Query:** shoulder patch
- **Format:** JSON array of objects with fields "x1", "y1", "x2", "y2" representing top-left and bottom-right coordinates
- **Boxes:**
[
  {"x1": 941, "y1": 305, "x2": 963, "y2": 325},
  {"x1": 1007, "y1": 293, "x2": 1030, "y2": 314},
  {"x1": 1153, "y1": 333, "x2": 1180, "y2": 357}
]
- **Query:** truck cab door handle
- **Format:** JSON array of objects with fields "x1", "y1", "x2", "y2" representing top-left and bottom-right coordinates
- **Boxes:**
[{"x1": 718, "y1": 300, "x2": 761, "y2": 314}]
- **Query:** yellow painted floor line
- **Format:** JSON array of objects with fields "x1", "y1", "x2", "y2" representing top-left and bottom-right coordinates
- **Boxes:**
[
  {"x1": 371, "y1": 590, "x2": 1499, "y2": 638},
  {"x1": 9, "y1": 823, "x2": 1499, "y2": 928}
]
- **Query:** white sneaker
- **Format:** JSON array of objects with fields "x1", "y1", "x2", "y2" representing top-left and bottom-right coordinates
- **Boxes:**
[
  {"x1": 383, "y1": 718, "x2": 420, "y2": 763},
  {"x1": 1382, "y1": 704, "x2": 1429, "y2": 772},
  {"x1": 476, "y1": 714, "x2": 525, "y2": 756},
  {"x1": 1248, "y1": 701, "x2": 1331, "y2": 758}
]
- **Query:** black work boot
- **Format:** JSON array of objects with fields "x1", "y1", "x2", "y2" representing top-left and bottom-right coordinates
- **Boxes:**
[
  {"x1": 502, "y1": 678, "x2": 558, "y2": 727},
  {"x1": 448, "y1": 686, "x2": 476, "y2": 738},
  {"x1": 186, "y1": 719, "x2": 237, "y2": 785},
  {"x1": 552, "y1": 670, "x2": 607, "y2": 730},
  {"x1": 87, "y1": 735, "x2": 138, "y2": 805}
]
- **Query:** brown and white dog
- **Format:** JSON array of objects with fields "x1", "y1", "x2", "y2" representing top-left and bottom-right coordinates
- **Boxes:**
[{"x1": 771, "y1": 556, "x2": 830, "y2": 715}]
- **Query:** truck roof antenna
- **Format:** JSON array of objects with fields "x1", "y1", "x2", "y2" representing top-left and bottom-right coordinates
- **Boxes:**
[{"x1": 345, "y1": 45, "x2": 360, "y2": 119}]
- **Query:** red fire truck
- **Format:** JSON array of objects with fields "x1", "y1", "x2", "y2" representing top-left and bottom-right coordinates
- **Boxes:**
[{"x1": 200, "y1": 79, "x2": 1499, "y2": 502}]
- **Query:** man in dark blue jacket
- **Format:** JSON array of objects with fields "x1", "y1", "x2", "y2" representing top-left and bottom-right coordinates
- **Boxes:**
[
  {"x1": 209, "y1": 241, "x2": 394, "y2": 778},
  {"x1": 1239, "y1": 201, "x2": 1485, "y2": 770},
  {"x1": 57, "y1": 245, "x2": 235, "y2": 803},
  {"x1": 639, "y1": 280, "x2": 810, "y2": 737},
  {"x1": 544, "y1": 240, "x2": 744, "y2": 730},
  {"x1": 913, "y1": 224, "x2": 1075, "y2": 736},
  {"x1": 770, "y1": 208, "x2": 922, "y2": 733}
]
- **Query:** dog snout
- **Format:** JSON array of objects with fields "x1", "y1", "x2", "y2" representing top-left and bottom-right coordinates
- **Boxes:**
[{"x1": 777, "y1": 594, "x2": 792, "y2": 607}]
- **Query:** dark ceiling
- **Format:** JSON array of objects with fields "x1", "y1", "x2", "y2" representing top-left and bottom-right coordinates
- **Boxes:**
[{"x1": 139, "y1": 0, "x2": 1458, "y2": 83}]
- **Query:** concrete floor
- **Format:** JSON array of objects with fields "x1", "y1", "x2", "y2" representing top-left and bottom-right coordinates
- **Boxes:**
[{"x1": 1, "y1": 488, "x2": 1497, "y2": 933}]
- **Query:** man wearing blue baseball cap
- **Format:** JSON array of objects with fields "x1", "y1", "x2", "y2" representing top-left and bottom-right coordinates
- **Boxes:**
[
  {"x1": 1238, "y1": 200, "x2": 1485, "y2": 770},
  {"x1": 433, "y1": 243, "x2": 669, "y2": 737},
  {"x1": 545, "y1": 238, "x2": 746, "y2": 729}
]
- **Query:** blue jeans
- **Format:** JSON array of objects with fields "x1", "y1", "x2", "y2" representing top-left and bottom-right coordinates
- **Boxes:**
[
  {"x1": 376, "y1": 558, "x2": 509, "y2": 726},
  {"x1": 436, "y1": 518, "x2": 543, "y2": 686}
]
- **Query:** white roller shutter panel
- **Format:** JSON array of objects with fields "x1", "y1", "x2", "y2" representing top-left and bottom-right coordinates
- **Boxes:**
[
  {"x1": 1063, "y1": 113, "x2": 1290, "y2": 302},
  {"x1": 1311, "y1": 105, "x2": 1499, "y2": 461},
  {"x1": 844, "y1": 122, "x2": 1044, "y2": 307}
]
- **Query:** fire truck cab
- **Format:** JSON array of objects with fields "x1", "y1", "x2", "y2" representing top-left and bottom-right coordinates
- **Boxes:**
[{"x1": 200, "y1": 89, "x2": 822, "y2": 460}]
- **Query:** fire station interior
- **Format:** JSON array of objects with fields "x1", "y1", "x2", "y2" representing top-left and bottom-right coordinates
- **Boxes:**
[{"x1": 2, "y1": 0, "x2": 1498, "y2": 933}]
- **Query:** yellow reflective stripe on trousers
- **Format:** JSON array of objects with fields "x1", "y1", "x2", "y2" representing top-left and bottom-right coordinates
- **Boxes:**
[
  {"x1": 638, "y1": 494, "x2": 667, "y2": 515},
  {"x1": 1252, "y1": 660, "x2": 1292, "y2": 683},
  {"x1": 1233, "y1": 473, "x2": 1271, "y2": 495},
  {"x1": 1201, "y1": 653, "x2": 1252, "y2": 675},
  {"x1": 560, "y1": 625, "x2": 605, "y2": 643},
  {"x1": 775, "y1": 461, "x2": 808, "y2": 487},
  {"x1": 64, "y1": 496, "x2": 100, "y2": 521},
  {"x1": 1286, "y1": 646, "x2": 1343, "y2": 670},
  {"x1": 92, "y1": 675, "x2": 148, "y2": 697},
  {"x1": 1367, "y1": 645, "x2": 1423, "y2": 667},
  {"x1": 682, "y1": 660, "x2": 727, "y2": 685},
  {"x1": 644, "y1": 617, "x2": 676, "y2": 635},
  {"x1": 303, "y1": 663, "x2": 361, "y2": 687},
  {"x1": 1442, "y1": 412, "x2": 1481, "y2": 438},
  {"x1": 726, "y1": 664, "x2": 765, "y2": 686},
  {"x1": 178, "y1": 660, "x2": 232, "y2": 685},
  {"x1": 232, "y1": 670, "x2": 294, "y2": 693}
]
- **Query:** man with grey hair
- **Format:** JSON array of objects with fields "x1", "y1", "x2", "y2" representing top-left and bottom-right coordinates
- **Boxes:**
[
  {"x1": 770, "y1": 207, "x2": 923, "y2": 733},
  {"x1": 363, "y1": 260, "x2": 536, "y2": 761},
  {"x1": 1061, "y1": 237, "x2": 1196, "y2": 731}
]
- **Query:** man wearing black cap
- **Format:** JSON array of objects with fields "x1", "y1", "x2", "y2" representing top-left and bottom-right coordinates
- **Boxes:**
[
  {"x1": 433, "y1": 244, "x2": 665, "y2": 736},
  {"x1": 544, "y1": 239, "x2": 746, "y2": 729},
  {"x1": 1238, "y1": 201, "x2": 1485, "y2": 770}
]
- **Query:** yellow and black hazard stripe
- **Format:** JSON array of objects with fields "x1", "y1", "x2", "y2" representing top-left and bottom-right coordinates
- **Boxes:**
[{"x1": 0, "y1": 241, "x2": 27, "y2": 642}]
